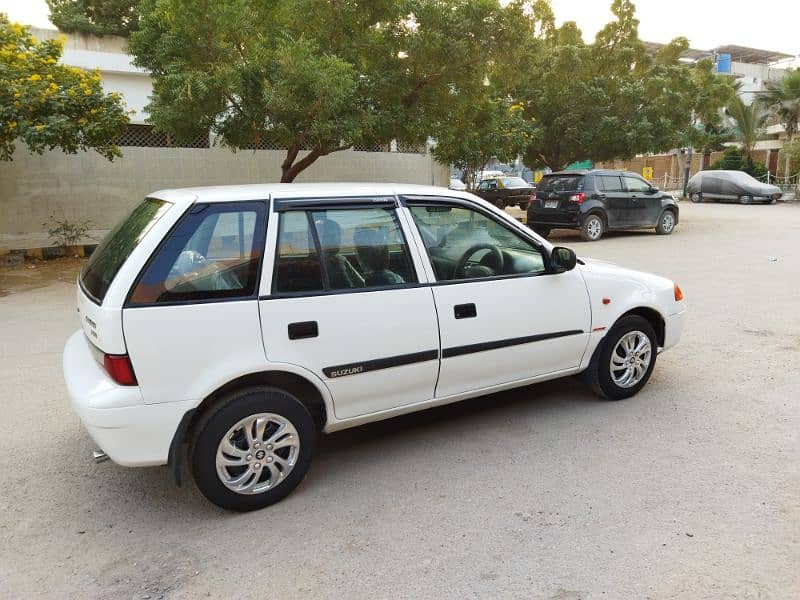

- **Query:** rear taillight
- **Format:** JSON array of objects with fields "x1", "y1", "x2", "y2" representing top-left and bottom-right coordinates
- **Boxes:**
[
  {"x1": 569, "y1": 192, "x2": 586, "y2": 203},
  {"x1": 103, "y1": 354, "x2": 138, "y2": 386}
]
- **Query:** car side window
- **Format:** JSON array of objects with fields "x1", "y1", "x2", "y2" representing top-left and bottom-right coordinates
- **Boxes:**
[
  {"x1": 623, "y1": 176, "x2": 651, "y2": 193},
  {"x1": 408, "y1": 203, "x2": 546, "y2": 281},
  {"x1": 599, "y1": 175, "x2": 624, "y2": 192},
  {"x1": 272, "y1": 207, "x2": 417, "y2": 293},
  {"x1": 128, "y1": 202, "x2": 267, "y2": 305}
]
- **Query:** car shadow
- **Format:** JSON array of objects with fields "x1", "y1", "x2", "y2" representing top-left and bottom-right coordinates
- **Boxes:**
[{"x1": 54, "y1": 376, "x2": 602, "y2": 519}]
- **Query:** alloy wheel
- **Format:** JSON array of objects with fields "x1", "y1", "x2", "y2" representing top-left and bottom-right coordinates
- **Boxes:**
[
  {"x1": 215, "y1": 413, "x2": 300, "y2": 495},
  {"x1": 609, "y1": 331, "x2": 652, "y2": 388}
]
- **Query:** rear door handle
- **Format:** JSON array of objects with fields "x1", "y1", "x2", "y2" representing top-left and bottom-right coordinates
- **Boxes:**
[
  {"x1": 454, "y1": 303, "x2": 477, "y2": 319},
  {"x1": 288, "y1": 321, "x2": 318, "y2": 340}
]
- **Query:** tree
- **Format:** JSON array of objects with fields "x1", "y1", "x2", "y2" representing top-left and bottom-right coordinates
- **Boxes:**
[
  {"x1": 47, "y1": 0, "x2": 140, "y2": 37},
  {"x1": 0, "y1": 14, "x2": 129, "y2": 161},
  {"x1": 763, "y1": 69, "x2": 800, "y2": 177},
  {"x1": 431, "y1": 98, "x2": 533, "y2": 190},
  {"x1": 725, "y1": 96, "x2": 767, "y2": 161},
  {"x1": 778, "y1": 138, "x2": 800, "y2": 177},
  {"x1": 129, "y1": 0, "x2": 508, "y2": 183},
  {"x1": 709, "y1": 146, "x2": 767, "y2": 180},
  {"x1": 515, "y1": 0, "x2": 733, "y2": 171}
]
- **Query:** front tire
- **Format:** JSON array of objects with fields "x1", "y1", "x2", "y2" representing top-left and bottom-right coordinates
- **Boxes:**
[
  {"x1": 580, "y1": 213, "x2": 605, "y2": 241},
  {"x1": 655, "y1": 209, "x2": 676, "y2": 235},
  {"x1": 586, "y1": 315, "x2": 658, "y2": 400},
  {"x1": 190, "y1": 386, "x2": 316, "y2": 511},
  {"x1": 690, "y1": 192, "x2": 702, "y2": 203}
]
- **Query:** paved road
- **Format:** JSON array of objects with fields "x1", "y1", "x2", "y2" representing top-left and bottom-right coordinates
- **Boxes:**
[{"x1": 1, "y1": 202, "x2": 798, "y2": 599}]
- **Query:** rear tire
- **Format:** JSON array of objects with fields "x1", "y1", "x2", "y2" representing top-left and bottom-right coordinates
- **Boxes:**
[
  {"x1": 690, "y1": 192, "x2": 702, "y2": 203},
  {"x1": 655, "y1": 209, "x2": 676, "y2": 235},
  {"x1": 190, "y1": 386, "x2": 316, "y2": 511},
  {"x1": 586, "y1": 315, "x2": 658, "y2": 400},
  {"x1": 580, "y1": 213, "x2": 605, "y2": 241},
  {"x1": 531, "y1": 225, "x2": 551, "y2": 238}
]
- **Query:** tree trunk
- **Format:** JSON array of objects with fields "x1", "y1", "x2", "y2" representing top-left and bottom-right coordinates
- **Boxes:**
[{"x1": 279, "y1": 143, "x2": 354, "y2": 182}]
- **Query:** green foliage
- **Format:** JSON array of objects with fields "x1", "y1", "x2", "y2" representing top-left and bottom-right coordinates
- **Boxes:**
[
  {"x1": 129, "y1": 0, "x2": 509, "y2": 182},
  {"x1": 44, "y1": 214, "x2": 94, "y2": 247},
  {"x1": 515, "y1": 1, "x2": 735, "y2": 169},
  {"x1": 763, "y1": 69, "x2": 800, "y2": 141},
  {"x1": 47, "y1": 0, "x2": 140, "y2": 37},
  {"x1": 0, "y1": 14, "x2": 129, "y2": 161},
  {"x1": 725, "y1": 96, "x2": 766, "y2": 159},
  {"x1": 709, "y1": 146, "x2": 767, "y2": 179},
  {"x1": 779, "y1": 138, "x2": 800, "y2": 177},
  {"x1": 431, "y1": 98, "x2": 534, "y2": 190}
]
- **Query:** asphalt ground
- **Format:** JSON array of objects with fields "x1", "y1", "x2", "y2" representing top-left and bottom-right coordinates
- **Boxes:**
[{"x1": 1, "y1": 201, "x2": 798, "y2": 599}]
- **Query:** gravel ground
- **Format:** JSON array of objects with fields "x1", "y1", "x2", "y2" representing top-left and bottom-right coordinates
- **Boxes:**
[{"x1": 1, "y1": 201, "x2": 798, "y2": 599}]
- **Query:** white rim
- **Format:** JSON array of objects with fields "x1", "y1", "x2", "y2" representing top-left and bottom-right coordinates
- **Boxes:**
[
  {"x1": 586, "y1": 217, "x2": 602, "y2": 240},
  {"x1": 215, "y1": 413, "x2": 300, "y2": 495},
  {"x1": 661, "y1": 211, "x2": 675, "y2": 232},
  {"x1": 609, "y1": 331, "x2": 652, "y2": 388}
]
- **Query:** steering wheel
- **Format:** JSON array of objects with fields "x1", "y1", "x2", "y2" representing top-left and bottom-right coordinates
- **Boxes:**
[{"x1": 454, "y1": 244, "x2": 504, "y2": 278}]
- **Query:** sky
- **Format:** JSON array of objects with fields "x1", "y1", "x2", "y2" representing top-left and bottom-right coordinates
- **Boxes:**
[{"x1": 1, "y1": 0, "x2": 798, "y2": 64}]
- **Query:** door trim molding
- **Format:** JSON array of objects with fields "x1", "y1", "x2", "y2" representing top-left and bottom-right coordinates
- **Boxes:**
[
  {"x1": 323, "y1": 349, "x2": 439, "y2": 378},
  {"x1": 442, "y1": 330, "x2": 584, "y2": 358}
]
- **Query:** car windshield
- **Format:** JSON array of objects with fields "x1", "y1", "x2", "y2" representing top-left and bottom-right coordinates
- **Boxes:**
[
  {"x1": 80, "y1": 198, "x2": 171, "y2": 303},
  {"x1": 500, "y1": 177, "x2": 528, "y2": 188},
  {"x1": 537, "y1": 175, "x2": 583, "y2": 192}
]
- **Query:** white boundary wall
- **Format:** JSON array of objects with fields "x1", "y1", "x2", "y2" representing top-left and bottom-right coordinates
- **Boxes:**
[{"x1": 0, "y1": 146, "x2": 449, "y2": 249}]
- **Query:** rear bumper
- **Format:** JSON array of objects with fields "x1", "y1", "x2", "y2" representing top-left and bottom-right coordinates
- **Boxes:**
[
  {"x1": 62, "y1": 330, "x2": 193, "y2": 467},
  {"x1": 527, "y1": 209, "x2": 581, "y2": 227}
]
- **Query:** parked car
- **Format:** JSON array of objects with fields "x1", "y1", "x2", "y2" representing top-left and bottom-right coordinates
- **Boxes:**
[
  {"x1": 449, "y1": 178, "x2": 467, "y2": 191},
  {"x1": 63, "y1": 182, "x2": 686, "y2": 511},
  {"x1": 527, "y1": 170, "x2": 680, "y2": 241},
  {"x1": 686, "y1": 170, "x2": 781, "y2": 204},
  {"x1": 475, "y1": 176, "x2": 535, "y2": 209}
]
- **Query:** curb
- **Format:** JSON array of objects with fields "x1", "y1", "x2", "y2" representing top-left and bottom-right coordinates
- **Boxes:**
[{"x1": 0, "y1": 244, "x2": 98, "y2": 264}]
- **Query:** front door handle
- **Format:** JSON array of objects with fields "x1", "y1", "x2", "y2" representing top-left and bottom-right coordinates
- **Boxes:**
[
  {"x1": 454, "y1": 303, "x2": 477, "y2": 319},
  {"x1": 288, "y1": 321, "x2": 318, "y2": 340}
]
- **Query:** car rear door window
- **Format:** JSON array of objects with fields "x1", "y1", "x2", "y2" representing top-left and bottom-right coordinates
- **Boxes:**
[
  {"x1": 273, "y1": 207, "x2": 417, "y2": 293},
  {"x1": 598, "y1": 175, "x2": 624, "y2": 192},
  {"x1": 128, "y1": 201, "x2": 267, "y2": 305}
]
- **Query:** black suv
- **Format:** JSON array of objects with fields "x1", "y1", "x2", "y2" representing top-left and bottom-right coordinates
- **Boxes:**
[{"x1": 527, "y1": 170, "x2": 679, "y2": 241}]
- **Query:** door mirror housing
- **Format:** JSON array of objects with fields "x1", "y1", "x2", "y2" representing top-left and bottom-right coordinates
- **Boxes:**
[
  {"x1": 551, "y1": 246, "x2": 577, "y2": 273},
  {"x1": 647, "y1": 186, "x2": 659, "y2": 194}
]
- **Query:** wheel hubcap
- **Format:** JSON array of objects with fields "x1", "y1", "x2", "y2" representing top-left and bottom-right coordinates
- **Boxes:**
[
  {"x1": 610, "y1": 331, "x2": 652, "y2": 388},
  {"x1": 215, "y1": 413, "x2": 300, "y2": 495},
  {"x1": 662, "y1": 212, "x2": 674, "y2": 231},
  {"x1": 587, "y1": 218, "x2": 602, "y2": 239}
]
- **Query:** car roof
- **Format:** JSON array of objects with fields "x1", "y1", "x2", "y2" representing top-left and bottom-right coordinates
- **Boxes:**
[
  {"x1": 148, "y1": 182, "x2": 476, "y2": 203},
  {"x1": 544, "y1": 169, "x2": 640, "y2": 177}
]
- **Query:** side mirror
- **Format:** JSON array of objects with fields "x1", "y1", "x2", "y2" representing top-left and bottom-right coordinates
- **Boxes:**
[
  {"x1": 647, "y1": 186, "x2": 659, "y2": 194},
  {"x1": 551, "y1": 246, "x2": 577, "y2": 273}
]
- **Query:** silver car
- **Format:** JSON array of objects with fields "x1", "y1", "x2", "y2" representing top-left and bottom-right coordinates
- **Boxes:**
[{"x1": 687, "y1": 170, "x2": 781, "y2": 204}]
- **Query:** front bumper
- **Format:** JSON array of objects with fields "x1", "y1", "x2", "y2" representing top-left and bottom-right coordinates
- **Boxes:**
[
  {"x1": 661, "y1": 309, "x2": 686, "y2": 353},
  {"x1": 63, "y1": 330, "x2": 194, "y2": 467}
]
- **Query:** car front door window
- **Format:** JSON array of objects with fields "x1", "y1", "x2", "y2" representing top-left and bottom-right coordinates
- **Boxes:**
[{"x1": 408, "y1": 204, "x2": 545, "y2": 281}]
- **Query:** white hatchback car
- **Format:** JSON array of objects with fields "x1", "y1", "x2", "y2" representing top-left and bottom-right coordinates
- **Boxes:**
[{"x1": 63, "y1": 183, "x2": 685, "y2": 511}]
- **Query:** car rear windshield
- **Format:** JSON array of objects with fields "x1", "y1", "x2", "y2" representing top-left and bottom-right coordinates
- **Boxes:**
[
  {"x1": 537, "y1": 175, "x2": 584, "y2": 192},
  {"x1": 80, "y1": 198, "x2": 171, "y2": 303}
]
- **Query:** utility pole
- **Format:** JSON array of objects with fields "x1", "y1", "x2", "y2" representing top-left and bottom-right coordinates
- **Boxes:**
[{"x1": 683, "y1": 146, "x2": 693, "y2": 198}]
